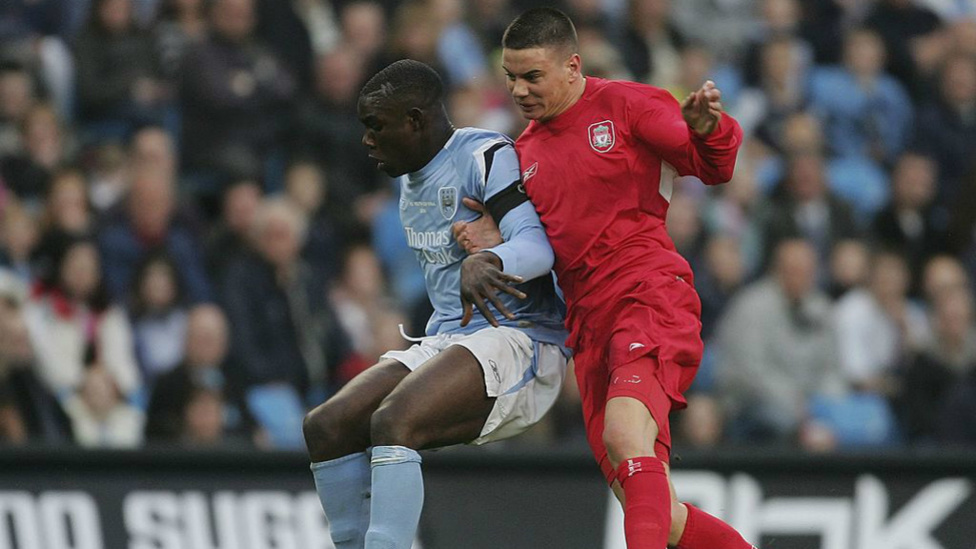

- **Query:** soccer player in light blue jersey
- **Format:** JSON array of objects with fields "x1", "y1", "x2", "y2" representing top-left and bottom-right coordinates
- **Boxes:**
[{"x1": 302, "y1": 59, "x2": 570, "y2": 549}]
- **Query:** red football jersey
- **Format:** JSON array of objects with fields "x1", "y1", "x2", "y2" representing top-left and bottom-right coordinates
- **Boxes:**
[{"x1": 515, "y1": 77, "x2": 743, "y2": 343}]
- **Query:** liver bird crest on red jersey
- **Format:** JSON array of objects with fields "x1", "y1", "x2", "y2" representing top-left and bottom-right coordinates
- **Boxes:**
[{"x1": 588, "y1": 120, "x2": 616, "y2": 153}]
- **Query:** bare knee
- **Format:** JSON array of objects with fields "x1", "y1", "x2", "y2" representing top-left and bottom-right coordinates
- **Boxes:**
[
  {"x1": 370, "y1": 398, "x2": 426, "y2": 449},
  {"x1": 603, "y1": 422, "x2": 653, "y2": 467},
  {"x1": 303, "y1": 403, "x2": 363, "y2": 462}
]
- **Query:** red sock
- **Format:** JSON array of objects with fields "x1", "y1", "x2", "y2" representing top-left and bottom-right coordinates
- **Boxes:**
[
  {"x1": 677, "y1": 503, "x2": 755, "y2": 549},
  {"x1": 615, "y1": 457, "x2": 670, "y2": 549}
]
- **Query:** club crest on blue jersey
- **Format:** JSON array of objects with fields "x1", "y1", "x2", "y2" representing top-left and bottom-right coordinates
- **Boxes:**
[
  {"x1": 438, "y1": 186, "x2": 458, "y2": 220},
  {"x1": 588, "y1": 120, "x2": 616, "y2": 153}
]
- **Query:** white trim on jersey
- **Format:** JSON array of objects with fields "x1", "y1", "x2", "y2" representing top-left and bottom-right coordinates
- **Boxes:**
[
  {"x1": 659, "y1": 160, "x2": 677, "y2": 203},
  {"x1": 472, "y1": 138, "x2": 512, "y2": 188}
]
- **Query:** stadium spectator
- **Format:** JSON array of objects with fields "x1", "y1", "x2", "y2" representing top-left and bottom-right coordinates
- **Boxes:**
[
  {"x1": 0, "y1": 103, "x2": 67, "y2": 207},
  {"x1": 619, "y1": 0, "x2": 685, "y2": 87},
  {"x1": 865, "y1": 0, "x2": 944, "y2": 97},
  {"x1": 38, "y1": 168, "x2": 92, "y2": 238},
  {"x1": 86, "y1": 142, "x2": 129, "y2": 213},
  {"x1": 178, "y1": 387, "x2": 229, "y2": 446},
  {"x1": 31, "y1": 169, "x2": 93, "y2": 278},
  {"x1": 128, "y1": 125, "x2": 177, "y2": 185},
  {"x1": 834, "y1": 251, "x2": 928, "y2": 393},
  {"x1": 145, "y1": 304, "x2": 250, "y2": 446},
  {"x1": 671, "y1": 0, "x2": 757, "y2": 63},
  {"x1": 574, "y1": 23, "x2": 632, "y2": 81},
  {"x1": 0, "y1": 202, "x2": 39, "y2": 284},
  {"x1": 696, "y1": 235, "x2": 747, "y2": 342},
  {"x1": 153, "y1": 0, "x2": 209, "y2": 82},
  {"x1": 253, "y1": 0, "x2": 316, "y2": 92},
  {"x1": 129, "y1": 252, "x2": 189, "y2": 386},
  {"x1": 740, "y1": 0, "x2": 812, "y2": 88},
  {"x1": 827, "y1": 238, "x2": 871, "y2": 299},
  {"x1": 937, "y1": 356, "x2": 976, "y2": 445},
  {"x1": 220, "y1": 198, "x2": 359, "y2": 445},
  {"x1": 716, "y1": 238, "x2": 845, "y2": 445},
  {"x1": 701, "y1": 163, "x2": 765, "y2": 276},
  {"x1": 98, "y1": 170, "x2": 212, "y2": 304},
  {"x1": 179, "y1": 0, "x2": 297, "y2": 181},
  {"x1": 673, "y1": 393, "x2": 724, "y2": 449},
  {"x1": 290, "y1": 50, "x2": 378, "y2": 222},
  {"x1": 467, "y1": 0, "x2": 516, "y2": 53},
  {"x1": 0, "y1": 2, "x2": 77, "y2": 119},
  {"x1": 898, "y1": 286, "x2": 976, "y2": 443},
  {"x1": 23, "y1": 235, "x2": 141, "y2": 402},
  {"x1": 431, "y1": 0, "x2": 489, "y2": 87},
  {"x1": 385, "y1": 2, "x2": 444, "y2": 78},
  {"x1": 329, "y1": 242, "x2": 407, "y2": 366},
  {"x1": 338, "y1": 0, "x2": 387, "y2": 72},
  {"x1": 913, "y1": 53, "x2": 976, "y2": 207},
  {"x1": 282, "y1": 160, "x2": 340, "y2": 283},
  {"x1": 871, "y1": 152, "x2": 948, "y2": 291},
  {"x1": 205, "y1": 176, "x2": 262, "y2": 280},
  {"x1": 921, "y1": 255, "x2": 972, "y2": 302},
  {"x1": 761, "y1": 150, "x2": 860, "y2": 276},
  {"x1": 62, "y1": 347, "x2": 145, "y2": 448},
  {"x1": 74, "y1": 0, "x2": 170, "y2": 143},
  {"x1": 0, "y1": 273, "x2": 71, "y2": 445},
  {"x1": 739, "y1": 36, "x2": 811, "y2": 149},
  {"x1": 808, "y1": 28, "x2": 913, "y2": 165},
  {"x1": 0, "y1": 61, "x2": 36, "y2": 157}
]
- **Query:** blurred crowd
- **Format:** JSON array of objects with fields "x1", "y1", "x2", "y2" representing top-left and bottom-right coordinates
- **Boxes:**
[{"x1": 0, "y1": 0, "x2": 975, "y2": 453}]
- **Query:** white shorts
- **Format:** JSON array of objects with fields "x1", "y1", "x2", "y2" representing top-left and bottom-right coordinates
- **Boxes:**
[{"x1": 380, "y1": 326, "x2": 568, "y2": 445}]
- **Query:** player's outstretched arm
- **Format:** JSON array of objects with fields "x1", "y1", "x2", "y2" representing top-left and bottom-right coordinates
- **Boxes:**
[{"x1": 635, "y1": 80, "x2": 743, "y2": 185}]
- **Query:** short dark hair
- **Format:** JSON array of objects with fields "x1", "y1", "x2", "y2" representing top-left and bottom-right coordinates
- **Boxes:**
[
  {"x1": 359, "y1": 59, "x2": 444, "y2": 110},
  {"x1": 502, "y1": 8, "x2": 578, "y2": 53}
]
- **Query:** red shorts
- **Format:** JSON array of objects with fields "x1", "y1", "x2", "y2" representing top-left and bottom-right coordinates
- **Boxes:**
[{"x1": 571, "y1": 274, "x2": 703, "y2": 485}]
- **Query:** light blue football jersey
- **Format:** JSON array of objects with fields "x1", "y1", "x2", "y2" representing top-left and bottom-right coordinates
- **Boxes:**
[{"x1": 397, "y1": 127, "x2": 568, "y2": 351}]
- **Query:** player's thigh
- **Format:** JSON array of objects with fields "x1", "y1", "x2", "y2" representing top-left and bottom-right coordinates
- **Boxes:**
[
  {"x1": 371, "y1": 344, "x2": 494, "y2": 449},
  {"x1": 304, "y1": 360, "x2": 409, "y2": 453}
]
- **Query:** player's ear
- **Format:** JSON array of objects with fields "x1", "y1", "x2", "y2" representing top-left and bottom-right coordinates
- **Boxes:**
[
  {"x1": 407, "y1": 107, "x2": 425, "y2": 131},
  {"x1": 566, "y1": 53, "x2": 582, "y2": 81}
]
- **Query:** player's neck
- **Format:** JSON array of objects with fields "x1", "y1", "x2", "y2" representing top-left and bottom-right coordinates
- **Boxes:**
[
  {"x1": 542, "y1": 77, "x2": 587, "y2": 123},
  {"x1": 414, "y1": 120, "x2": 456, "y2": 173}
]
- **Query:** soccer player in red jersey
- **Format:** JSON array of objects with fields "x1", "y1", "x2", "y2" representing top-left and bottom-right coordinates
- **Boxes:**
[{"x1": 455, "y1": 8, "x2": 757, "y2": 549}]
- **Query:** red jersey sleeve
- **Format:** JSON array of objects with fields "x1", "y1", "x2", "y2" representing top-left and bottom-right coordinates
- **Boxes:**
[{"x1": 628, "y1": 85, "x2": 743, "y2": 185}]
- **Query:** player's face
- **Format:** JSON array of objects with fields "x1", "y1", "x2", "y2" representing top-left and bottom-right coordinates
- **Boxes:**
[
  {"x1": 357, "y1": 97, "x2": 421, "y2": 177},
  {"x1": 502, "y1": 46, "x2": 581, "y2": 122}
]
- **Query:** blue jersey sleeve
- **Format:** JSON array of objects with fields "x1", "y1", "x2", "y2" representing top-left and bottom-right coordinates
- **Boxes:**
[{"x1": 479, "y1": 143, "x2": 554, "y2": 280}]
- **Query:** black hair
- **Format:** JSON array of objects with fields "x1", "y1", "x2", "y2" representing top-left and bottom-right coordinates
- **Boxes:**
[
  {"x1": 359, "y1": 59, "x2": 444, "y2": 110},
  {"x1": 502, "y1": 8, "x2": 578, "y2": 53},
  {"x1": 43, "y1": 233, "x2": 112, "y2": 313},
  {"x1": 128, "y1": 250, "x2": 186, "y2": 317}
]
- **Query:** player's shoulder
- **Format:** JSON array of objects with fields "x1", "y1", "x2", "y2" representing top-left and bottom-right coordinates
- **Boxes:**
[
  {"x1": 448, "y1": 127, "x2": 517, "y2": 179},
  {"x1": 447, "y1": 127, "x2": 515, "y2": 157},
  {"x1": 595, "y1": 78, "x2": 676, "y2": 105}
]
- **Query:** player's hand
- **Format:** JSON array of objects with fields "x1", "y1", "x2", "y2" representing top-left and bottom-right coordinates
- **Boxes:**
[
  {"x1": 681, "y1": 80, "x2": 723, "y2": 137},
  {"x1": 460, "y1": 252, "x2": 526, "y2": 327},
  {"x1": 452, "y1": 198, "x2": 503, "y2": 254}
]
